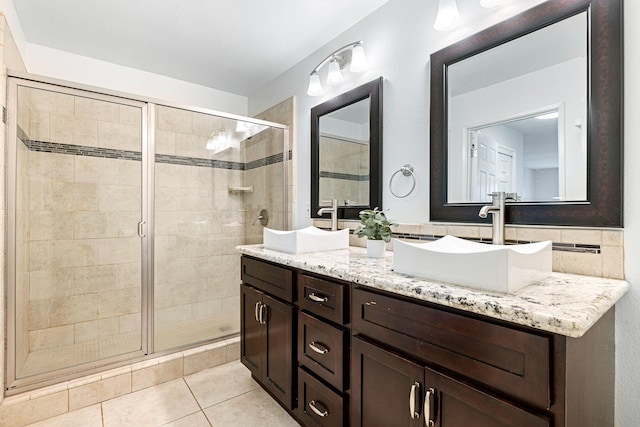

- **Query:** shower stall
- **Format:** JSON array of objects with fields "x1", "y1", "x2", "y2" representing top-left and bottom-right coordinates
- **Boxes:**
[{"x1": 5, "y1": 77, "x2": 289, "y2": 392}]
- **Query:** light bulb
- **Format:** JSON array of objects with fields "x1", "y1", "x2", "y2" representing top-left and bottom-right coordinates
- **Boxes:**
[
  {"x1": 480, "y1": 0, "x2": 503, "y2": 7},
  {"x1": 306, "y1": 72, "x2": 323, "y2": 96},
  {"x1": 326, "y1": 58, "x2": 344, "y2": 85},
  {"x1": 434, "y1": 0, "x2": 461, "y2": 31},
  {"x1": 350, "y1": 43, "x2": 368, "y2": 73}
]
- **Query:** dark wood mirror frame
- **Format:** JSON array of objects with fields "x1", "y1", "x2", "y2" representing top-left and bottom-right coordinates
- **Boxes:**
[
  {"x1": 430, "y1": 0, "x2": 622, "y2": 227},
  {"x1": 311, "y1": 77, "x2": 383, "y2": 220}
]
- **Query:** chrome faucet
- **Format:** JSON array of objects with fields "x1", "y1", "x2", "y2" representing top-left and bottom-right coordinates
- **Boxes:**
[
  {"x1": 479, "y1": 192, "x2": 517, "y2": 245},
  {"x1": 317, "y1": 199, "x2": 338, "y2": 231}
]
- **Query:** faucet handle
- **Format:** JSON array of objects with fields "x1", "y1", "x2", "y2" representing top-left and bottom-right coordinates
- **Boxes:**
[{"x1": 505, "y1": 192, "x2": 520, "y2": 201}]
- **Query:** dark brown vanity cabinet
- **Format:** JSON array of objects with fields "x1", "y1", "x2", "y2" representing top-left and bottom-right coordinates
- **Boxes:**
[
  {"x1": 240, "y1": 258, "x2": 295, "y2": 410},
  {"x1": 240, "y1": 255, "x2": 616, "y2": 427},
  {"x1": 295, "y1": 273, "x2": 350, "y2": 427},
  {"x1": 351, "y1": 287, "x2": 615, "y2": 427}
]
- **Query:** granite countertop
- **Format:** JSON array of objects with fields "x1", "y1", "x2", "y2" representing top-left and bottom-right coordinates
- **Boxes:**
[{"x1": 236, "y1": 244, "x2": 630, "y2": 338}]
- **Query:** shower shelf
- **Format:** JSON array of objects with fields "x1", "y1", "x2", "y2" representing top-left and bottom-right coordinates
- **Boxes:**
[{"x1": 228, "y1": 185, "x2": 254, "y2": 193}]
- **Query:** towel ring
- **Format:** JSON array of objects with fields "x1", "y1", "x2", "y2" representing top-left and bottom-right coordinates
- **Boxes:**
[{"x1": 389, "y1": 164, "x2": 416, "y2": 198}]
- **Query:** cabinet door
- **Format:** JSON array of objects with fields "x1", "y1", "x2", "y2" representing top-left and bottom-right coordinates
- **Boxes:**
[
  {"x1": 351, "y1": 337, "x2": 424, "y2": 427},
  {"x1": 241, "y1": 283, "x2": 264, "y2": 379},
  {"x1": 263, "y1": 293, "x2": 295, "y2": 410},
  {"x1": 425, "y1": 367, "x2": 550, "y2": 427}
]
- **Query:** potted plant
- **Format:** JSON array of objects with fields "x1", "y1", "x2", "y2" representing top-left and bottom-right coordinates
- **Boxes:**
[{"x1": 354, "y1": 208, "x2": 397, "y2": 258}]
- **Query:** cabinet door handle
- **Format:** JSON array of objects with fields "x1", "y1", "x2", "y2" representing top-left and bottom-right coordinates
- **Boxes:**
[
  {"x1": 424, "y1": 388, "x2": 436, "y2": 427},
  {"x1": 308, "y1": 341, "x2": 329, "y2": 355},
  {"x1": 259, "y1": 303, "x2": 267, "y2": 324},
  {"x1": 308, "y1": 292, "x2": 328, "y2": 303},
  {"x1": 308, "y1": 400, "x2": 329, "y2": 417},
  {"x1": 254, "y1": 301, "x2": 261, "y2": 323},
  {"x1": 409, "y1": 382, "x2": 420, "y2": 419}
]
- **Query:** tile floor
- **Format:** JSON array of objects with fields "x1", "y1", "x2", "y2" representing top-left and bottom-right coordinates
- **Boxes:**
[{"x1": 20, "y1": 361, "x2": 300, "y2": 427}]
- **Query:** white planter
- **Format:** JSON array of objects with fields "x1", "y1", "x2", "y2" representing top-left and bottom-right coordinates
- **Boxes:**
[{"x1": 366, "y1": 240, "x2": 386, "y2": 258}]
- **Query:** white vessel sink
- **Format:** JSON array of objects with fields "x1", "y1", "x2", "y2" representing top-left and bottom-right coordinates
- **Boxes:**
[
  {"x1": 263, "y1": 226, "x2": 349, "y2": 254},
  {"x1": 393, "y1": 235, "x2": 552, "y2": 293}
]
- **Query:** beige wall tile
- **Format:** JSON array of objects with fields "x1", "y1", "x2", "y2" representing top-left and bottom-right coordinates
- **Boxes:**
[
  {"x1": 49, "y1": 113, "x2": 74, "y2": 144},
  {"x1": 517, "y1": 227, "x2": 562, "y2": 243},
  {"x1": 97, "y1": 121, "x2": 140, "y2": 151},
  {"x1": 51, "y1": 239, "x2": 99, "y2": 268},
  {"x1": 446, "y1": 225, "x2": 480, "y2": 238},
  {"x1": 96, "y1": 237, "x2": 140, "y2": 265},
  {"x1": 29, "y1": 111, "x2": 50, "y2": 141},
  {"x1": 226, "y1": 341, "x2": 240, "y2": 362},
  {"x1": 98, "y1": 184, "x2": 141, "y2": 212},
  {"x1": 69, "y1": 372, "x2": 131, "y2": 411},
  {"x1": 98, "y1": 287, "x2": 141, "y2": 318},
  {"x1": 561, "y1": 229, "x2": 602, "y2": 245},
  {"x1": 157, "y1": 106, "x2": 193, "y2": 134},
  {"x1": 72, "y1": 118, "x2": 99, "y2": 147},
  {"x1": 49, "y1": 293, "x2": 99, "y2": 326},
  {"x1": 29, "y1": 211, "x2": 74, "y2": 241},
  {"x1": 74, "y1": 156, "x2": 119, "y2": 185},
  {"x1": 0, "y1": 390, "x2": 68, "y2": 426},
  {"x1": 119, "y1": 105, "x2": 141, "y2": 126},
  {"x1": 420, "y1": 223, "x2": 447, "y2": 236},
  {"x1": 155, "y1": 129, "x2": 176, "y2": 155},
  {"x1": 74, "y1": 264, "x2": 119, "y2": 294},
  {"x1": 602, "y1": 230, "x2": 623, "y2": 246},
  {"x1": 74, "y1": 97, "x2": 119, "y2": 123},
  {"x1": 561, "y1": 252, "x2": 602, "y2": 277},
  {"x1": 601, "y1": 245, "x2": 625, "y2": 279},
  {"x1": 29, "y1": 88, "x2": 74, "y2": 115},
  {"x1": 132, "y1": 357, "x2": 183, "y2": 392},
  {"x1": 29, "y1": 152, "x2": 74, "y2": 182}
]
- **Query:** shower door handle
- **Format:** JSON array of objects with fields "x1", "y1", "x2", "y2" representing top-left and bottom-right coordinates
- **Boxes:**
[{"x1": 138, "y1": 221, "x2": 146, "y2": 238}]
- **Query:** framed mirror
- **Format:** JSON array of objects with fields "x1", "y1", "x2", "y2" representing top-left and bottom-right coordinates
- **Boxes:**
[
  {"x1": 430, "y1": 0, "x2": 622, "y2": 227},
  {"x1": 311, "y1": 77, "x2": 383, "y2": 220}
]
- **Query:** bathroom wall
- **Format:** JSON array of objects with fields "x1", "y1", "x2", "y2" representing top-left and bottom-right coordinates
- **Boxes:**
[{"x1": 248, "y1": 0, "x2": 638, "y2": 423}]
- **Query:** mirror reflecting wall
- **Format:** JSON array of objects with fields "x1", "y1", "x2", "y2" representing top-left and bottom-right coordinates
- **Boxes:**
[
  {"x1": 311, "y1": 77, "x2": 382, "y2": 220},
  {"x1": 447, "y1": 12, "x2": 587, "y2": 204},
  {"x1": 430, "y1": 0, "x2": 622, "y2": 227},
  {"x1": 318, "y1": 98, "x2": 370, "y2": 207}
]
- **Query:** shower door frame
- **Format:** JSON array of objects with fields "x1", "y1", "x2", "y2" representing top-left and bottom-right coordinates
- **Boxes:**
[
  {"x1": 5, "y1": 77, "x2": 151, "y2": 391},
  {"x1": 4, "y1": 72, "x2": 290, "y2": 393}
]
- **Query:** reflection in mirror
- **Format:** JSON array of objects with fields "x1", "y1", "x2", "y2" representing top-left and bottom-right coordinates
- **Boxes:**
[
  {"x1": 447, "y1": 12, "x2": 587, "y2": 204},
  {"x1": 318, "y1": 98, "x2": 370, "y2": 207},
  {"x1": 311, "y1": 77, "x2": 382, "y2": 220},
  {"x1": 430, "y1": 0, "x2": 623, "y2": 227}
]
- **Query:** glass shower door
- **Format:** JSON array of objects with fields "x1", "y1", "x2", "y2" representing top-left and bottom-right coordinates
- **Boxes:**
[{"x1": 7, "y1": 79, "x2": 148, "y2": 387}]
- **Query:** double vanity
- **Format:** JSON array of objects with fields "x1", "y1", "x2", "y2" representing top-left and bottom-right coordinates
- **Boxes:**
[{"x1": 237, "y1": 242, "x2": 628, "y2": 427}]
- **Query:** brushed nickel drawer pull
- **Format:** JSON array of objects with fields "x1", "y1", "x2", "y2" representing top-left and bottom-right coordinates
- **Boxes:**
[
  {"x1": 254, "y1": 301, "x2": 261, "y2": 323},
  {"x1": 425, "y1": 388, "x2": 436, "y2": 427},
  {"x1": 409, "y1": 382, "x2": 420, "y2": 419},
  {"x1": 308, "y1": 400, "x2": 329, "y2": 417},
  {"x1": 308, "y1": 341, "x2": 329, "y2": 355},
  {"x1": 308, "y1": 292, "x2": 328, "y2": 303}
]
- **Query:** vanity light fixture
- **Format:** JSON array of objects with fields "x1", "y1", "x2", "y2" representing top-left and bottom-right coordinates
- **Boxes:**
[
  {"x1": 306, "y1": 41, "x2": 368, "y2": 96},
  {"x1": 434, "y1": 0, "x2": 461, "y2": 31},
  {"x1": 435, "y1": 0, "x2": 505, "y2": 31},
  {"x1": 480, "y1": 0, "x2": 504, "y2": 8}
]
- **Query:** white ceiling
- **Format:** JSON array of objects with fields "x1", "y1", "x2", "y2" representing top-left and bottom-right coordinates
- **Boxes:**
[{"x1": 13, "y1": 0, "x2": 388, "y2": 96}]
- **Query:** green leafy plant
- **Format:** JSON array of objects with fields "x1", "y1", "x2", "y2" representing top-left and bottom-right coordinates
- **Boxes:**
[{"x1": 354, "y1": 208, "x2": 397, "y2": 242}]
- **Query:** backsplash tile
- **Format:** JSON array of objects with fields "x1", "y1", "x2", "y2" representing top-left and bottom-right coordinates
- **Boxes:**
[{"x1": 313, "y1": 220, "x2": 624, "y2": 279}]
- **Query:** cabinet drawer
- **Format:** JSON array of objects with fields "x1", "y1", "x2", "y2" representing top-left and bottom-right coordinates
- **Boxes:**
[
  {"x1": 298, "y1": 311, "x2": 347, "y2": 391},
  {"x1": 296, "y1": 367, "x2": 345, "y2": 427},
  {"x1": 297, "y1": 274, "x2": 347, "y2": 324},
  {"x1": 241, "y1": 256, "x2": 293, "y2": 302},
  {"x1": 352, "y1": 287, "x2": 551, "y2": 409}
]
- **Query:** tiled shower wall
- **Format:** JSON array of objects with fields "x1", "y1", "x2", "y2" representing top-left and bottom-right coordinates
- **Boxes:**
[
  {"x1": 153, "y1": 106, "x2": 248, "y2": 347},
  {"x1": 319, "y1": 135, "x2": 369, "y2": 206},
  {"x1": 16, "y1": 87, "x2": 143, "y2": 376},
  {"x1": 246, "y1": 96, "x2": 296, "y2": 242}
]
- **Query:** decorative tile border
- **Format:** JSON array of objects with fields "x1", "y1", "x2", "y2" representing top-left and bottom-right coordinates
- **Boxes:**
[
  {"x1": 19, "y1": 136, "x2": 292, "y2": 171},
  {"x1": 320, "y1": 171, "x2": 369, "y2": 181}
]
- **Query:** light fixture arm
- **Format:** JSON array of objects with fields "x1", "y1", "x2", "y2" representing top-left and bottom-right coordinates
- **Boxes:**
[{"x1": 310, "y1": 40, "x2": 364, "y2": 73}]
